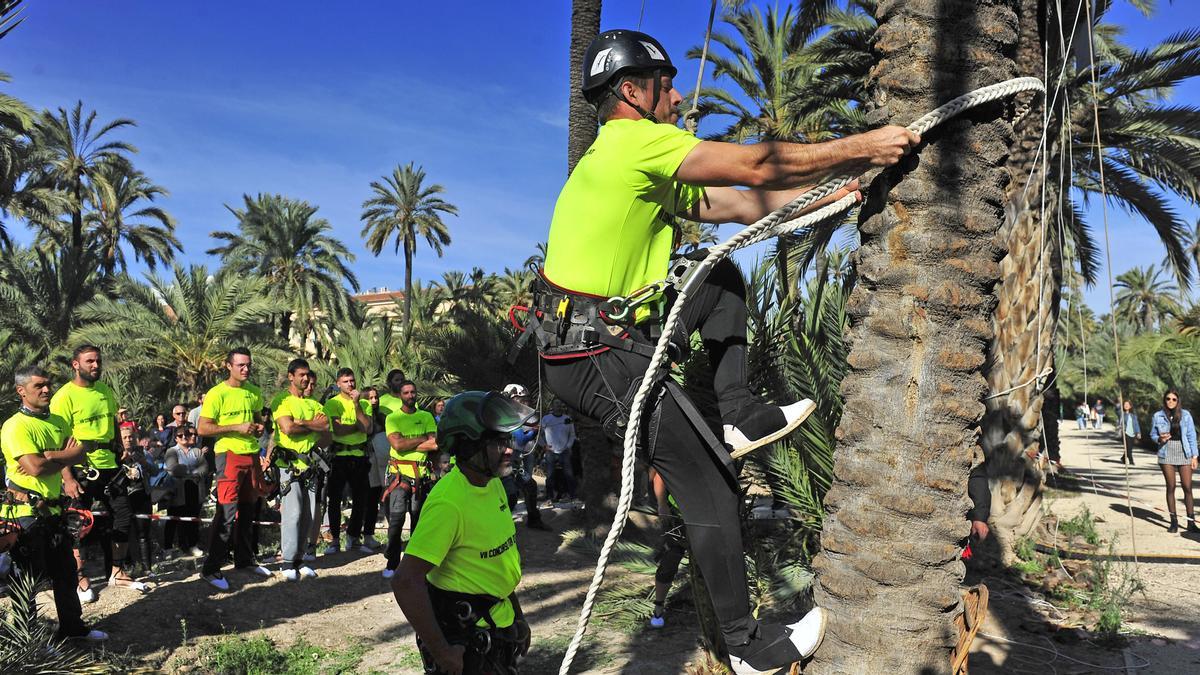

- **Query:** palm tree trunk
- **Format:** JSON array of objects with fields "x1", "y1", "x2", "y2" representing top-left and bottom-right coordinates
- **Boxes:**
[
  {"x1": 809, "y1": 1, "x2": 1019, "y2": 671},
  {"x1": 567, "y1": 0, "x2": 602, "y2": 175},
  {"x1": 404, "y1": 242, "x2": 414, "y2": 340},
  {"x1": 982, "y1": 0, "x2": 1070, "y2": 559}
]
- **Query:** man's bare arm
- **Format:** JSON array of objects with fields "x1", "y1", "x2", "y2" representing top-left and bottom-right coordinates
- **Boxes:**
[
  {"x1": 681, "y1": 180, "x2": 862, "y2": 225},
  {"x1": 676, "y1": 126, "x2": 920, "y2": 190}
]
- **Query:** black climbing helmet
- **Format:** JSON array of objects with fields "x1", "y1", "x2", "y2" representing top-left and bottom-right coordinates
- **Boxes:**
[
  {"x1": 437, "y1": 390, "x2": 536, "y2": 461},
  {"x1": 581, "y1": 29, "x2": 676, "y2": 104}
]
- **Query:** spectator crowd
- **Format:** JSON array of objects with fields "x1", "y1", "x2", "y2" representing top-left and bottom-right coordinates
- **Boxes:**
[{"x1": 0, "y1": 344, "x2": 581, "y2": 643}]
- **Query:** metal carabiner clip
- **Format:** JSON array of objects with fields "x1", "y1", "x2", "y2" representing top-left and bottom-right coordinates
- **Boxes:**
[{"x1": 606, "y1": 281, "x2": 666, "y2": 323}]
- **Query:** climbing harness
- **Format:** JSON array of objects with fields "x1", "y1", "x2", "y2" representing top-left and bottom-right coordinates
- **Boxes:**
[
  {"x1": 419, "y1": 584, "x2": 524, "y2": 675},
  {"x1": 557, "y1": 75, "x2": 1046, "y2": 674}
]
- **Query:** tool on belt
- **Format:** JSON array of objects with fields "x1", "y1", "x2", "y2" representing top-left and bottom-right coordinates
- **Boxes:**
[{"x1": 420, "y1": 583, "x2": 523, "y2": 675}]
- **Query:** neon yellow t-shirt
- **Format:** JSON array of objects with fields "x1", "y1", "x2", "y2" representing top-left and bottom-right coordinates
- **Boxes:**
[
  {"x1": 268, "y1": 390, "x2": 288, "y2": 443},
  {"x1": 274, "y1": 394, "x2": 326, "y2": 470},
  {"x1": 1, "y1": 411, "x2": 70, "y2": 518},
  {"x1": 48, "y1": 380, "x2": 118, "y2": 469},
  {"x1": 405, "y1": 467, "x2": 522, "y2": 628},
  {"x1": 200, "y1": 381, "x2": 263, "y2": 455},
  {"x1": 544, "y1": 118, "x2": 705, "y2": 319},
  {"x1": 384, "y1": 408, "x2": 438, "y2": 477},
  {"x1": 324, "y1": 395, "x2": 372, "y2": 455},
  {"x1": 377, "y1": 393, "x2": 404, "y2": 420}
]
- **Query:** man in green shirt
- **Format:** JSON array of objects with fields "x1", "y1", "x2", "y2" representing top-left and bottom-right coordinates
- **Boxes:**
[
  {"x1": 323, "y1": 367, "x2": 373, "y2": 555},
  {"x1": 2, "y1": 366, "x2": 107, "y2": 642},
  {"x1": 49, "y1": 344, "x2": 140, "y2": 601},
  {"x1": 382, "y1": 379, "x2": 437, "y2": 577},
  {"x1": 536, "y1": 30, "x2": 920, "y2": 674},
  {"x1": 270, "y1": 358, "x2": 329, "y2": 581},
  {"x1": 377, "y1": 369, "x2": 407, "y2": 420},
  {"x1": 391, "y1": 390, "x2": 533, "y2": 674},
  {"x1": 198, "y1": 347, "x2": 271, "y2": 590}
]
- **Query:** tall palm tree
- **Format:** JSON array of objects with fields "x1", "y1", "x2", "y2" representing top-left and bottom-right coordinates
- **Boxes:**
[
  {"x1": 0, "y1": 72, "x2": 34, "y2": 249},
  {"x1": 71, "y1": 265, "x2": 288, "y2": 401},
  {"x1": 86, "y1": 160, "x2": 179, "y2": 277},
  {"x1": 1114, "y1": 264, "x2": 1181, "y2": 332},
  {"x1": 567, "y1": 0, "x2": 601, "y2": 174},
  {"x1": 29, "y1": 101, "x2": 135, "y2": 266},
  {"x1": 360, "y1": 163, "x2": 456, "y2": 337},
  {"x1": 210, "y1": 193, "x2": 359, "y2": 346},
  {"x1": 809, "y1": 0, "x2": 1018, "y2": 669}
]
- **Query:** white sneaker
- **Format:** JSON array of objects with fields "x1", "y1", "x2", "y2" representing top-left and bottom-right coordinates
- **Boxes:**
[
  {"x1": 202, "y1": 573, "x2": 229, "y2": 591},
  {"x1": 363, "y1": 535, "x2": 381, "y2": 548},
  {"x1": 77, "y1": 586, "x2": 97, "y2": 604},
  {"x1": 188, "y1": 547, "x2": 204, "y2": 557},
  {"x1": 108, "y1": 574, "x2": 148, "y2": 593},
  {"x1": 299, "y1": 566, "x2": 317, "y2": 579},
  {"x1": 83, "y1": 629, "x2": 109, "y2": 642},
  {"x1": 381, "y1": 568, "x2": 395, "y2": 580},
  {"x1": 785, "y1": 607, "x2": 826, "y2": 659},
  {"x1": 724, "y1": 400, "x2": 816, "y2": 459},
  {"x1": 245, "y1": 565, "x2": 273, "y2": 578},
  {"x1": 281, "y1": 569, "x2": 299, "y2": 582}
]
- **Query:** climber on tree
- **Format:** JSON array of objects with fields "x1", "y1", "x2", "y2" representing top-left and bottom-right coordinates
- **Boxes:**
[{"x1": 527, "y1": 29, "x2": 919, "y2": 674}]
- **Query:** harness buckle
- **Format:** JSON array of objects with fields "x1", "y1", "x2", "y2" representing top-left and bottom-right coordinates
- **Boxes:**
[{"x1": 606, "y1": 281, "x2": 667, "y2": 322}]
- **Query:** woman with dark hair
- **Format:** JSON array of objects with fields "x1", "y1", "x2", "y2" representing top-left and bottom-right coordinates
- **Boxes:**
[
  {"x1": 1151, "y1": 389, "x2": 1199, "y2": 533},
  {"x1": 1118, "y1": 399, "x2": 1141, "y2": 465},
  {"x1": 151, "y1": 413, "x2": 171, "y2": 446}
]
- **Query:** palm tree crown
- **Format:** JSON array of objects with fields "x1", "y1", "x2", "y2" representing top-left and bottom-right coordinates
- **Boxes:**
[
  {"x1": 86, "y1": 161, "x2": 179, "y2": 276},
  {"x1": 360, "y1": 163, "x2": 456, "y2": 335},
  {"x1": 1114, "y1": 264, "x2": 1181, "y2": 332},
  {"x1": 209, "y1": 193, "x2": 359, "y2": 345}
]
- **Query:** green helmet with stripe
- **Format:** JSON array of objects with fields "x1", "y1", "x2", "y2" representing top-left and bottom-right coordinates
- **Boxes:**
[{"x1": 437, "y1": 390, "x2": 535, "y2": 460}]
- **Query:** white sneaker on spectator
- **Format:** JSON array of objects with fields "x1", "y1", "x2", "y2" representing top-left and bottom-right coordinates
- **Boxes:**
[
  {"x1": 77, "y1": 585, "x2": 96, "y2": 604},
  {"x1": 381, "y1": 568, "x2": 395, "y2": 580},
  {"x1": 188, "y1": 546, "x2": 204, "y2": 557},
  {"x1": 202, "y1": 573, "x2": 229, "y2": 591},
  {"x1": 244, "y1": 565, "x2": 272, "y2": 578},
  {"x1": 282, "y1": 569, "x2": 299, "y2": 582},
  {"x1": 81, "y1": 629, "x2": 108, "y2": 642},
  {"x1": 299, "y1": 566, "x2": 317, "y2": 579}
]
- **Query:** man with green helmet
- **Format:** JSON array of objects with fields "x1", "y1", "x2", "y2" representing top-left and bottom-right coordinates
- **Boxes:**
[
  {"x1": 391, "y1": 390, "x2": 534, "y2": 674},
  {"x1": 533, "y1": 28, "x2": 921, "y2": 674}
]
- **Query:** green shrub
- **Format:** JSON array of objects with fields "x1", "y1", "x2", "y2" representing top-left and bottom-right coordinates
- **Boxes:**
[
  {"x1": 197, "y1": 635, "x2": 364, "y2": 675},
  {"x1": 1059, "y1": 506, "x2": 1101, "y2": 546}
]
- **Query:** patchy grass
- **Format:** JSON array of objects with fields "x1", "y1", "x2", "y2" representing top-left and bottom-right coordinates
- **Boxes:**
[
  {"x1": 196, "y1": 634, "x2": 364, "y2": 674},
  {"x1": 1058, "y1": 506, "x2": 1102, "y2": 546},
  {"x1": 522, "y1": 632, "x2": 613, "y2": 673}
]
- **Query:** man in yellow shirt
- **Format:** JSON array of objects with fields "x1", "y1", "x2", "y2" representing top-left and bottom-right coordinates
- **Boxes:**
[
  {"x1": 271, "y1": 358, "x2": 330, "y2": 581},
  {"x1": 391, "y1": 390, "x2": 533, "y2": 674},
  {"x1": 197, "y1": 347, "x2": 271, "y2": 590},
  {"x1": 2, "y1": 366, "x2": 107, "y2": 641},
  {"x1": 530, "y1": 30, "x2": 923, "y2": 674},
  {"x1": 381, "y1": 379, "x2": 437, "y2": 577},
  {"x1": 322, "y1": 367, "x2": 373, "y2": 555},
  {"x1": 376, "y1": 369, "x2": 407, "y2": 420},
  {"x1": 49, "y1": 344, "x2": 140, "y2": 601}
]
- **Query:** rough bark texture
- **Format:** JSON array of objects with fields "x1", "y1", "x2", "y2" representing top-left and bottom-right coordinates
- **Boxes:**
[
  {"x1": 567, "y1": 0, "x2": 601, "y2": 176},
  {"x1": 810, "y1": 1, "x2": 1019, "y2": 672},
  {"x1": 983, "y1": 0, "x2": 1067, "y2": 560}
]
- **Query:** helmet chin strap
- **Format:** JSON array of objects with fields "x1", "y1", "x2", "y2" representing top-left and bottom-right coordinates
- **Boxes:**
[{"x1": 611, "y1": 70, "x2": 663, "y2": 123}]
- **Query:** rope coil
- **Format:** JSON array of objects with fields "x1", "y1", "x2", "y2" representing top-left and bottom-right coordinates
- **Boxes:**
[{"x1": 558, "y1": 75, "x2": 1045, "y2": 674}]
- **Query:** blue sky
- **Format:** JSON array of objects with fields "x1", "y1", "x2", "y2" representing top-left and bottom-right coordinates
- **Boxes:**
[{"x1": 2, "y1": 1, "x2": 1198, "y2": 312}]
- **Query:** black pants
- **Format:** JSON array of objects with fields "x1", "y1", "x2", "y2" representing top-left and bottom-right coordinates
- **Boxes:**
[
  {"x1": 12, "y1": 516, "x2": 88, "y2": 639},
  {"x1": 385, "y1": 477, "x2": 425, "y2": 569},
  {"x1": 128, "y1": 490, "x2": 154, "y2": 571},
  {"x1": 75, "y1": 467, "x2": 133, "y2": 574},
  {"x1": 1122, "y1": 434, "x2": 1137, "y2": 463},
  {"x1": 328, "y1": 455, "x2": 370, "y2": 542},
  {"x1": 163, "y1": 482, "x2": 201, "y2": 550},
  {"x1": 363, "y1": 485, "x2": 383, "y2": 538},
  {"x1": 542, "y1": 257, "x2": 757, "y2": 644},
  {"x1": 202, "y1": 453, "x2": 258, "y2": 575}
]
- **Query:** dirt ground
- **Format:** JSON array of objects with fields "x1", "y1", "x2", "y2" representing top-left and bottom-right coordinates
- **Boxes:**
[{"x1": 12, "y1": 422, "x2": 1200, "y2": 673}]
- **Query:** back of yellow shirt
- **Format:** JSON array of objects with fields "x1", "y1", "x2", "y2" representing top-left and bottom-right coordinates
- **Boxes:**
[{"x1": 48, "y1": 380, "x2": 118, "y2": 469}]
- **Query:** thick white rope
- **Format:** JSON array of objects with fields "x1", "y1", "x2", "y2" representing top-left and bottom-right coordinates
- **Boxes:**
[{"x1": 557, "y1": 75, "x2": 1046, "y2": 674}]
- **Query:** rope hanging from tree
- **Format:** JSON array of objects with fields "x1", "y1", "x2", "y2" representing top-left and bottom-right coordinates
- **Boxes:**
[
  {"x1": 558, "y1": 75, "x2": 1046, "y2": 675},
  {"x1": 682, "y1": 0, "x2": 718, "y2": 134}
]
